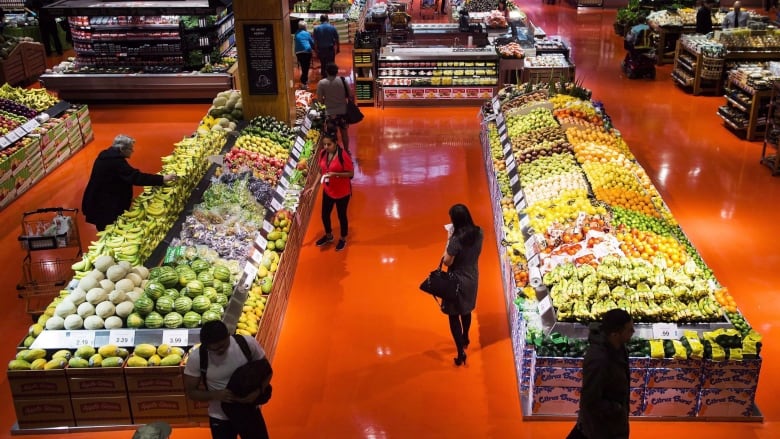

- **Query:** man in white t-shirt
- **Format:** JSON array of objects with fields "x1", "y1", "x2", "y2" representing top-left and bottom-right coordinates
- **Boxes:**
[{"x1": 184, "y1": 321, "x2": 270, "y2": 439}]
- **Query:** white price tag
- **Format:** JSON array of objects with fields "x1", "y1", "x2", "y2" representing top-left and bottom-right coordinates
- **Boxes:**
[
  {"x1": 515, "y1": 195, "x2": 527, "y2": 211},
  {"x1": 250, "y1": 249, "x2": 263, "y2": 265},
  {"x1": 492, "y1": 97, "x2": 501, "y2": 113},
  {"x1": 254, "y1": 234, "x2": 268, "y2": 249},
  {"x1": 652, "y1": 323, "x2": 680, "y2": 340},
  {"x1": 537, "y1": 295, "x2": 552, "y2": 315},
  {"x1": 284, "y1": 163, "x2": 294, "y2": 176},
  {"x1": 500, "y1": 132, "x2": 508, "y2": 144},
  {"x1": 262, "y1": 220, "x2": 274, "y2": 234},
  {"x1": 109, "y1": 329, "x2": 135, "y2": 346},
  {"x1": 303, "y1": 117, "x2": 312, "y2": 129},
  {"x1": 519, "y1": 215, "x2": 530, "y2": 230},
  {"x1": 506, "y1": 156, "x2": 517, "y2": 173},
  {"x1": 162, "y1": 329, "x2": 189, "y2": 346},
  {"x1": 69, "y1": 331, "x2": 95, "y2": 348},
  {"x1": 242, "y1": 263, "x2": 258, "y2": 289},
  {"x1": 502, "y1": 141, "x2": 512, "y2": 155},
  {"x1": 275, "y1": 185, "x2": 286, "y2": 198},
  {"x1": 13, "y1": 127, "x2": 26, "y2": 138},
  {"x1": 271, "y1": 198, "x2": 283, "y2": 211},
  {"x1": 509, "y1": 174, "x2": 519, "y2": 187},
  {"x1": 279, "y1": 176, "x2": 290, "y2": 189},
  {"x1": 0, "y1": 137, "x2": 9, "y2": 149},
  {"x1": 295, "y1": 137, "x2": 305, "y2": 149},
  {"x1": 6, "y1": 130, "x2": 19, "y2": 143},
  {"x1": 22, "y1": 119, "x2": 39, "y2": 132},
  {"x1": 496, "y1": 113, "x2": 505, "y2": 126},
  {"x1": 513, "y1": 190, "x2": 524, "y2": 205},
  {"x1": 524, "y1": 235, "x2": 537, "y2": 257},
  {"x1": 528, "y1": 253, "x2": 540, "y2": 268}
]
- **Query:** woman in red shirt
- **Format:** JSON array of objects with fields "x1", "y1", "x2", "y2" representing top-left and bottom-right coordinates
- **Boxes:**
[{"x1": 315, "y1": 132, "x2": 354, "y2": 251}]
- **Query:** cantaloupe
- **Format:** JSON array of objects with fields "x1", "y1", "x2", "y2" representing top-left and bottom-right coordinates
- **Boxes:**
[
  {"x1": 86, "y1": 287, "x2": 108, "y2": 305},
  {"x1": 115, "y1": 278, "x2": 135, "y2": 293},
  {"x1": 64, "y1": 314, "x2": 83, "y2": 330},
  {"x1": 106, "y1": 265, "x2": 127, "y2": 282},
  {"x1": 84, "y1": 315, "x2": 104, "y2": 330},
  {"x1": 77, "y1": 302, "x2": 95, "y2": 318},
  {"x1": 115, "y1": 301, "x2": 134, "y2": 318},
  {"x1": 95, "y1": 301, "x2": 116, "y2": 319},
  {"x1": 93, "y1": 255, "x2": 115, "y2": 273},
  {"x1": 55, "y1": 300, "x2": 76, "y2": 318}
]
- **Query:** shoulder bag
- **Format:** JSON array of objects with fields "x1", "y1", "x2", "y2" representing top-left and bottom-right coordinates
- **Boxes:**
[
  {"x1": 341, "y1": 76, "x2": 364, "y2": 124},
  {"x1": 419, "y1": 258, "x2": 461, "y2": 302}
]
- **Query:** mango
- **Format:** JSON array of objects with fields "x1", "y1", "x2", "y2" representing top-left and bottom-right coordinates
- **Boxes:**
[
  {"x1": 147, "y1": 354, "x2": 162, "y2": 366},
  {"x1": 101, "y1": 356, "x2": 124, "y2": 368},
  {"x1": 30, "y1": 358, "x2": 47, "y2": 370},
  {"x1": 126, "y1": 356, "x2": 148, "y2": 367},
  {"x1": 44, "y1": 358, "x2": 66, "y2": 370},
  {"x1": 68, "y1": 357, "x2": 89, "y2": 368},
  {"x1": 76, "y1": 345, "x2": 96, "y2": 360},
  {"x1": 133, "y1": 344, "x2": 157, "y2": 359},
  {"x1": 21, "y1": 349, "x2": 47, "y2": 363},
  {"x1": 160, "y1": 354, "x2": 182, "y2": 366},
  {"x1": 88, "y1": 353, "x2": 103, "y2": 367},
  {"x1": 52, "y1": 349, "x2": 72, "y2": 360},
  {"x1": 8, "y1": 359, "x2": 31, "y2": 370},
  {"x1": 98, "y1": 344, "x2": 119, "y2": 358},
  {"x1": 157, "y1": 344, "x2": 172, "y2": 356}
]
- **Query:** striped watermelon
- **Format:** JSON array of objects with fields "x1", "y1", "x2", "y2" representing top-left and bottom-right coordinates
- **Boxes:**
[
  {"x1": 144, "y1": 311, "x2": 164, "y2": 329},
  {"x1": 192, "y1": 296, "x2": 211, "y2": 313},
  {"x1": 183, "y1": 311, "x2": 201, "y2": 328},
  {"x1": 163, "y1": 312, "x2": 183, "y2": 328},
  {"x1": 213, "y1": 265, "x2": 231, "y2": 282},
  {"x1": 174, "y1": 296, "x2": 192, "y2": 314}
]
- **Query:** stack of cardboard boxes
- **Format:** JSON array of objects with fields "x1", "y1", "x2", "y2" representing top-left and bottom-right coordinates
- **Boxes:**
[
  {"x1": 125, "y1": 357, "x2": 190, "y2": 425},
  {"x1": 8, "y1": 365, "x2": 75, "y2": 429}
]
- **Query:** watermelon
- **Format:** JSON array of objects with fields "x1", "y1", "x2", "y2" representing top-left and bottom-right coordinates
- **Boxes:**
[
  {"x1": 209, "y1": 303, "x2": 224, "y2": 316},
  {"x1": 197, "y1": 271, "x2": 214, "y2": 287},
  {"x1": 134, "y1": 295, "x2": 154, "y2": 316},
  {"x1": 164, "y1": 288, "x2": 179, "y2": 299},
  {"x1": 126, "y1": 312, "x2": 145, "y2": 328},
  {"x1": 144, "y1": 311, "x2": 164, "y2": 329},
  {"x1": 174, "y1": 262, "x2": 191, "y2": 273},
  {"x1": 222, "y1": 283, "x2": 233, "y2": 296},
  {"x1": 212, "y1": 278, "x2": 223, "y2": 291},
  {"x1": 201, "y1": 310, "x2": 221, "y2": 323},
  {"x1": 179, "y1": 270, "x2": 197, "y2": 287},
  {"x1": 203, "y1": 286, "x2": 218, "y2": 302},
  {"x1": 148, "y1": 266, "x2": 163, "y2": 280},
  {"x1": 145, "y1": 281, "x2": 166, "y2": 300},
  {"x1": 184, "y1": 280, "x2": 204, "y2": 298},
  {"x1": 213, "y1": 265, "x2": 231, "y2": 282},
  {"x1": 215, "y1": 293, "x2": 228, "y2": 307},
  {"x1": 183, "y1": 311, "x2": 201, "y2": 328},
  {"x1": 174, "y1": 296, "x2": 193, "y2": 314},
  {"x1": 155, "y1": 296, "x2": 174, "y2": 314},
  {"x1": 158, "y1": 267, "x2": 179, "y2": 288},
  {"x1": 163, "y1": 312, "x2": 184, "y2": 328},
  {"x1": 191, "y1": 259, "x2": 210, "y2": 273},
  {"x1": 192, "y1": 296, "x2": 211, "y2": 313}
]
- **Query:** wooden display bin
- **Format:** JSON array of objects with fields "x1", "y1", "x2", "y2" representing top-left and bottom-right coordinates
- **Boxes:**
[
  {"x1": 66, "y1": 365, "x2": 127, "y2": 395},
  {"x1": 128, "y1": 393, "x2": 190, "y2": 424},
  {"x1": 7, "y1": 368, "x2": 70, "y2": 397},
  {"x1": 0, "y1": 42, "x2": 47, "y2": 86},
  {"x1": 71, "y1": 394, "x2": 132, "y2": 426},
  {"x1": 13, "y1": 395, "x2": 75, "y2": 429},
  {"x1": 124, "y1": 363, "x2": 185, "y2": 393}
]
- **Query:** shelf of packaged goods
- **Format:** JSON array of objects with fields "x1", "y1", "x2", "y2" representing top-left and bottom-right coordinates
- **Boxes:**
[
  {"x1": 45, "y1": 0, "x2": 217, "y2": 17},
  {"x1": 38, "y1": 72, "x2": 233, "y2": 101},
  {"x1": 672, "y1": 69, "x2": 694, "y2": 87},
  {"x1": 676, "y1": 55, "x2": 695, "y2": 73},
  {"x1": 760, "y1": 82, "x2": 780, "y2": 175},
  {"x1": 71, "y1": 23, "x2": 180, "y2": 31},
  {"x1": 75, "y1": 50, "x2": 183, "y2": 57},
  {"x1": 718, "y1": 107, "x2": 748, "y2": 130},
  {"x1": 725, "y1": 94, "x2": 750, "y2": 114},
  {"x1": 73, "y1": 37, "x2": 181, "y2": 44}
]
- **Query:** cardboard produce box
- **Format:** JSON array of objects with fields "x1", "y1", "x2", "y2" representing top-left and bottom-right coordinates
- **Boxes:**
[
  {"x1": 71, "y1": 394, "x2": 132, "y2": 426},
  {"x1": 129, "y1": 393, "x2": 189, "y2": 423},
  {"x1": 533, "y1": 367, "x2": 583, "y2": 388},
  {"x1": 701, "y1": 359, "x2": 761, "y2": 389},
  {"x1": 643, "y1": 387, "x2": 699, "y2": 417},
  {"x1": 124, "y1": 364, "x2": 184, "y2": 393},
  {"x1": 697, "y1": 388, "x2": 756, "y2": 417},
  {"x1": 7, "y1": 369, "x2": 70, "y2": 397},
  {"x1": 629, "y1": 387, "x2": 645, "y2": 416},
  {"x1": 531, "y1": 386, "x2": 580, "y2": 415},
  {"x1": 66, "y1": 365, "x2": 127, "y2": 395},
  {"x1": 646, "y1": 368, "x2": 702, "y2": 389},
  {"x1": 13, "y1": 395, "x2": 75, "y2": 428}
]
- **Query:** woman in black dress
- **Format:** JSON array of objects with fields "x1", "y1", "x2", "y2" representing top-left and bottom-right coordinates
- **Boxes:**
[{"x1": 441, "y1": 204, "x2": 483, "y2": 366}]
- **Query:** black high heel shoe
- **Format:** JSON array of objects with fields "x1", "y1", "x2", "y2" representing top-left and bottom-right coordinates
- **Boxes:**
[
  {"x1": 463, "y1": 338, "x2": 470, "y2": 350},
  {"x1": 454, "y1": 352, "x2": 467, "y2": 366}
]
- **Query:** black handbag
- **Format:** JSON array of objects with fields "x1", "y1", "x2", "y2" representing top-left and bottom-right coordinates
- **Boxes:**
[
  {"x1": 341, "y1": 77, "x2": 364, "y2": 124},
  {"x1": 419, "y1": 258, "x2": 461, "y2": 302}
]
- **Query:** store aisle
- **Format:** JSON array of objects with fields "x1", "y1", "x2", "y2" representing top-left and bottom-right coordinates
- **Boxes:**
[{"x1": 0, "y1": 3, "x2": 778, "y2": 439}]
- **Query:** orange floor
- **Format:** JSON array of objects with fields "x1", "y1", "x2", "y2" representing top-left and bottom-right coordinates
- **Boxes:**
[{"x1": 0, "y1": 3, "x2": 778, "y2": 439}]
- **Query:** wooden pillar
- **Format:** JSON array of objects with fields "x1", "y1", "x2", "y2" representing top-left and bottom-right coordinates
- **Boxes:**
[{"x1": 233, "y1": 0, "x2": 296, "y2": 124}]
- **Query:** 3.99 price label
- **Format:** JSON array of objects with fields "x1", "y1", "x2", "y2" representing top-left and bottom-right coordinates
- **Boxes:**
[{"x1": 162, "y1": 329, "x2": 189, "y2": 346}]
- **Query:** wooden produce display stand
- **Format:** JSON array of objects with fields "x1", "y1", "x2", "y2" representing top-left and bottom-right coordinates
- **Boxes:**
[
  {"x1": 672, "y1": 40, "x2": 724, "y2": 96},
  {"x1": 718, "y1": 71, "x2": 774, "y2": 141},
  {"x1": 352, "y1": 48, "x2": 376, "y2": 105},
  {"x1": 648, "y1": 21, "x2": 684, "y2": 66},
  {"x1": 761, "y1": 80, "x2": 780, "y2": 175},
  {"x1": 0, "y1": 41, "x2": 46, "y2": 86}
]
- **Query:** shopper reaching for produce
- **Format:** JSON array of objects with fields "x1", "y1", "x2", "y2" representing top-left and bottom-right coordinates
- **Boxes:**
[
  {"x1": 315, "y1": 131, "x2": 354, "y2": 252},
  {"x1": 82, "y1": 134, "x2": 177, "y2": 232},
  {"x1": 440, "y1": 204, "x2": 483, "y2": 367}
]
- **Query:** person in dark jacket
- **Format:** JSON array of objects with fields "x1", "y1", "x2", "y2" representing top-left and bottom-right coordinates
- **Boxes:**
[
  {"x1": 441, "y1": 203, "x2": 483, "y2": 367},
  {"x1": 82, "y1": 134, "x2": 176, "y2": 231},
  {"x1": 569, "y1": 308, "x2": 634, "y2": 439},
  {"x1": 696, "y1": 0, "x2": 714, "y2": 34},
  {"x1": 25, "y1": 0, "x2": 63, "y2": 55}
]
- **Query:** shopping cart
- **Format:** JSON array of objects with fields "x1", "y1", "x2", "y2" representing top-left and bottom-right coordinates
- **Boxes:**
[{"x1": 16, "y1": 207, "x2": 82, "y2": 317}]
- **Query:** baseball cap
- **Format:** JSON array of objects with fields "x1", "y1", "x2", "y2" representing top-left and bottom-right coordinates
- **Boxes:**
[{"x1": 132, "y1": 421, "x2": 172, "y2": 439}]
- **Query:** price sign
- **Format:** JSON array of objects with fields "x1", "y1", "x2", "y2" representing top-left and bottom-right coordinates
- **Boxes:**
[
  {"x1": 515, "y1": 194, "x2": 527, "y2": 211},
  {"x1": 0, "y1": 137, "x2": 9, "y2": 149},
  {"x1": 303, "y1": 116, "x2": 312, "y2": 130},
  {"x1": 513, "y1": 190, "x2": 524, "y2": 206},
  {"x1": 22, "y1": 119, "x2": 39, "y2": 132},
  {"x1": 524, "y1": 234, "x2": 537, "y2": 258},
  {"x1": 500, "y1": 131, "x2": 508, "y2": 145},
  {"x1": 492, "y1": 97, "x2": 501, "y2": 114},
  {"x1": 109, "y1": 329, "x2": 135, "y2": 346},
  {"x1": 283, "y1": 163, "x2": 294, "y2": 177},
  {"x1": 506, "y1": 156, "x2": 517, "y2": 173},
  {"x1": 652, "y1": 323, "x2": 679, "y2": 340},
  {"x1": 537, "y1": 295, "x2": 553, "y2": 315},
  {"x1": 250, "y1": 249, "x2": 263, "y2": 265},
  {"x1": 279, "y1": 175, "x2": 290, "y2": 189},
  {"x1": 496, "y1": 113, "x2": 505, "y2": 126},
  {"x1": 275, "y1": 185, "x2": 286, "y2": 199},
  {"x1": 68, "y1": 331, "x2": 95, "y2": 348},
  {"x1": 519, "y1": 214, "x2": 530, "y2": 231},
  {"x1": 270, "y1": 197, "x2": 283, "y2": 211},
  {"x1": 162, "y1": 329, "x2": 189, "y2": 346},
  {"x1": 502, "y1": 140, "x2": 512, "y2": 156},
  {"x1": 528, "y1": 253, "x2": 540, "y2": 268},
  {"x1": 242, "y1": 263, "x2": 258, "y2": 289},
  {"x1": 254, "y1": 234, "x2": 268, "y2": 250},
  {"x1": 262, "y1": 220, "x2": 274, "y2": 234},
  {"x1": 509, "y1": 174, "x2": 519, "y2": 187},
  {"x1": 6, "y1": 130, "x2": 19, "y2": 143}
]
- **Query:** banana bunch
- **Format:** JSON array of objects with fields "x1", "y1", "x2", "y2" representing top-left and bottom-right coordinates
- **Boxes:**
[
  {"x1": 0, "y1": 84, "x2": 59, "y2": 111},
  {"x1": 236, "y1": 285, "x2": 268, "y2": 336}
]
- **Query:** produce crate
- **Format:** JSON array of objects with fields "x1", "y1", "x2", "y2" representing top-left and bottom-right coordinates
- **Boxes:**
[
  {"x1": 128, "y1": 393, "x2": 189, "y2": 424},
  {"x1": 71, "y1": 394, "x2": 132, "y2": 426},
  {"x1": 13, "y1": 395, "x2": 75, "y2": 428},
  {"x1": 0, "y1": 42, "x2": 47, "y2": 85},
  {"x1": 21, "y1": 42, "x2": 47, "y2": 80},
  {"x1": 522, "y1": 65, "x2": 575, "y2": 85},
  {"x1": 124, "y1": 363, "x2": 185, "y2": 393}
]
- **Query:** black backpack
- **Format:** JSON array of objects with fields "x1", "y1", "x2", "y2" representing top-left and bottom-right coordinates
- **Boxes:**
[{"x1": 200, "y1": 334, "x2": 273, "y2": 406}]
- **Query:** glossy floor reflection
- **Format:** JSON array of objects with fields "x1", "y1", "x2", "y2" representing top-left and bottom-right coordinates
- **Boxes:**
[{"x1": 0, "y1": 3, "x2": 778, "y2": 439}]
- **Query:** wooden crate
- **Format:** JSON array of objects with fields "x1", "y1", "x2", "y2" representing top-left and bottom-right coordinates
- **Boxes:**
[{"x1": 0, "y1": 42, "x2": 47, "y2": 85}]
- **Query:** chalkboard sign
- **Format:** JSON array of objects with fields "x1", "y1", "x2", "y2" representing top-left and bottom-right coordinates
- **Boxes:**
[{"x1": 243, "y1": 23, "x2": 278, "y2": 95}]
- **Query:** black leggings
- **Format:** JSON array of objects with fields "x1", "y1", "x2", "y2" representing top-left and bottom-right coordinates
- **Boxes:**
[
  {"x1": 448, "y1": 313, "x2": 472, "y2": 354},
  {"x1": 322, "y1": 193, "x2": 350, "y2": 238}
]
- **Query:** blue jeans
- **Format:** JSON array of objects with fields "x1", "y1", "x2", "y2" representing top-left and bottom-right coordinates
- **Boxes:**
[{"x1": 209, "y1": 413, "x2": 269, "y2": 439}]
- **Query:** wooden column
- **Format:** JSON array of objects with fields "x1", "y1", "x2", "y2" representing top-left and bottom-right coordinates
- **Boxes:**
[{"x1": 233, "y1": 0, "x2": 296, "y2": 124}]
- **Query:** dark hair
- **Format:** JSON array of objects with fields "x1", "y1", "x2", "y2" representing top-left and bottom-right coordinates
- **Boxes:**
[
  {"x1": 449, "y1": 203, "x2": 480, "y2": 247},
  {"x1": 320, "y1": 14, "x2": 329, "y2": 22},
  {"x1": 601, "y1": 308, "x2": 632, "y2": 335},
  {"x1": 325, "y1": 62, "x2": 339, "y2": 76},
  {"x1": 200, "y1": 320, "x2": 229, "y2": 345}
]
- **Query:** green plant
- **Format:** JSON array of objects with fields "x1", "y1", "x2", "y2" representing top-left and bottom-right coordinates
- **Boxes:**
[{"x1": 615, "y1": 0, "x2": 648, "y2": 26}]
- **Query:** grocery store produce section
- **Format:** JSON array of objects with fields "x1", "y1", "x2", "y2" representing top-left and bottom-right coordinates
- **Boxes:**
[
  {"x1": 5, "y1": 88, "x2": 323, "y2": 432},
  {"x1": 480, "y1": 82, "x2": 763, "y2": 420},
  {"x1": 0, "y1": 84, "x2": 93, "y2": 210}
]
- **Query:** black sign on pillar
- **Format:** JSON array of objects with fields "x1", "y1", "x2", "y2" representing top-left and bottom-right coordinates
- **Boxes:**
[{"x1": 243, "y1": 23, "x2": 279, "y2": 95}]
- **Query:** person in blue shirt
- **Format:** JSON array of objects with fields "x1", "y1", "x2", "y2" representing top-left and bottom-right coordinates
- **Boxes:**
[
  {"x1": 313, "y1": 15, "x2": 339, "y2": 80},
  {"x1": 294, "y1": 21, "x2": 315, "y2": 89}
]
